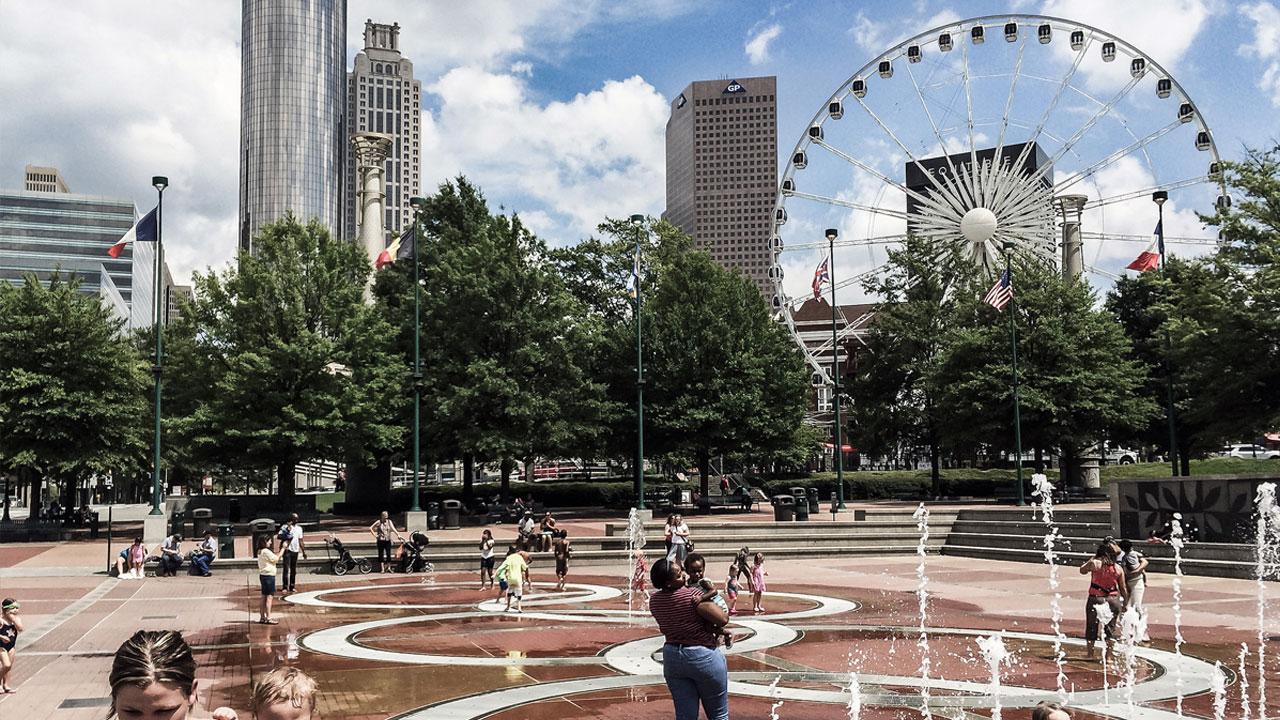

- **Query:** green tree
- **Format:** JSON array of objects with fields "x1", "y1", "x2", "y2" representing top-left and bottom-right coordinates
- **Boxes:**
[
  {"x1": 934, "y1": 256, "x2": 1155, "y2": 478},
  {"x1": 375, "y1": 178, "x2": 608, "y2": 498},
  {"x1": 0, "y1": 272, "x2": 149, "y2": 506},
  {"x1": 641, "y1": 250, "x2": 811, "y2": 494},
  {"x1": 173, "y1": 215, "x2": 403, "y2": 496},
  {"x1": 848, "y1": 234, "x2": 970, "y2": 494}
]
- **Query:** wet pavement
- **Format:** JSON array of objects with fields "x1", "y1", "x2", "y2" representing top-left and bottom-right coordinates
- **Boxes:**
[{"x1": 0, "y1": 545, "x2": 1275, "y2": 719}]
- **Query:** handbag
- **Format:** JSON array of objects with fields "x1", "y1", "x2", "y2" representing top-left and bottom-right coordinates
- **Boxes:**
[{"x1": 685, "y1": 540, "x2": 695, "y2": 552}]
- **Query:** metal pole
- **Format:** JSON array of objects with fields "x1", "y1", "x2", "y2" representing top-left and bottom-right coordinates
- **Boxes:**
[
  {"x1": 1006, "y1": 245, "x2": 1026, "y2": 507},
  {"x1": 150, "y1": 177, "x2": 168, "y2": 516},
  {"x1": 828, "y1": 230, "x2": 846, "y2": 510},
  {"x1": 631, "y1": 214, "x2": 646, "y2": 510},
  {"x1": 1155, "y1": 195, "x2": 1179, "y2": 477},
  {"x1": 410, "y1": 203, "x2": 424, "y2": 511}
]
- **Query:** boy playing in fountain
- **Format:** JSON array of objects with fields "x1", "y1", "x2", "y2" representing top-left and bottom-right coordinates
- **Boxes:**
[
  {"x1": 212, "y1": 666, "x2": 318, "y2": 719},
  {"x1": 683, "y1": 553, "x2": 734, "y2": 648}
]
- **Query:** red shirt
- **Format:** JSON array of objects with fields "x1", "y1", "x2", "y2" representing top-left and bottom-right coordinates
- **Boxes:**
[
  {"x1": 1089, "y1": 564, "x2": 1121, "y2": 596},
  {"x1": 650, "y1": 585, "x2": 715, "y2": 647}
]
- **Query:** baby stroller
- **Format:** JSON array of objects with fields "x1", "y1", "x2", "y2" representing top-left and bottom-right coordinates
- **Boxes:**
[
  {"x1": 327, "y1": 536, "x2": 372, "y2": 576},
  {"x1": 397, "y1": 531, "x2": 433, "y2": 574}
]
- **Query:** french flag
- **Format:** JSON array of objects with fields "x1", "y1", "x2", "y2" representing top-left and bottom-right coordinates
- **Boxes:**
[
  {"x1": 1125, "y1": 220, "x2": 1164, "y2": 273},
  {"x1": 107, "y1": 207, "x2": 158, "y2": 258}
]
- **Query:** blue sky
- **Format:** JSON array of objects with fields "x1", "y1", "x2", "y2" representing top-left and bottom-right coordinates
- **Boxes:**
[{"x1": 1, "y1": 0, "x2": 1277, "y2": 290}]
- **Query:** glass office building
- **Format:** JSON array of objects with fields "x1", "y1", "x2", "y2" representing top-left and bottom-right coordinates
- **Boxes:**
[
  {"x1": 239, "y1": 0, "x2": 348, "y2": 252},
  {"x1": 0, "y1": 188, "x2": 136, "y2": 324}
]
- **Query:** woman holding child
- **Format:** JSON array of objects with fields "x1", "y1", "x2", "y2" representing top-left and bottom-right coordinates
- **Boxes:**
[{"x1": 649, "y1": 557, "x2": 730, "y2": 720}]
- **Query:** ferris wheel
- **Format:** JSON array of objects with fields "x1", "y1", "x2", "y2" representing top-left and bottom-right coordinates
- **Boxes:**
[{"x1": 770, "y1": 14, "x2": 1228, "y2": 381}]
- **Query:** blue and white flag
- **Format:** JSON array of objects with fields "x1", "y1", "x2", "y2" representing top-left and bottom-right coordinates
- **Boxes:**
[{"x1": 625, "y1": 249, "x2": 640, "y2": 300}]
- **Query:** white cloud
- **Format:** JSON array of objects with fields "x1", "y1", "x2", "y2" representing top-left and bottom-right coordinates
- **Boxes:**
[
  {"x1": 1039, "y1": 0, "x2": 1214, "y2": 83},
  {"x1": 1240, "y1": 2, "x2": 1280, "y2": 107},
  {"x1": 848, "y1": 11, "x2": 888, "y2": 53},
  {"x1": 510, "y1": 61, "x2": 534, "y2": 77},
  {"x1": 746, "y1": 23, "x2": 783, "y2": 65},
  {"x1": 424, "y1": 68, "x2": 669, "y2": 241}
]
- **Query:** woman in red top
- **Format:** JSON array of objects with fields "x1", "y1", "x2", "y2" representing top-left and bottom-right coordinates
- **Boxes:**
[
  {"x1": 1079, "y1": 542, "x2": 1128, "y2": 659},
  {"x1": 649, "y1": 558, "x2": 730, "y2": 720}
]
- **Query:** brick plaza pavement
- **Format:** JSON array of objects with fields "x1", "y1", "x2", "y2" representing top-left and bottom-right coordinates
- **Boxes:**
[{"x1": 1, "y1": 542, "x2": 1276, "y2": 720}]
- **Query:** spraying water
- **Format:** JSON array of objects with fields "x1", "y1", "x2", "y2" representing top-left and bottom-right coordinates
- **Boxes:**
[
  {"x1": 1095, "y1": 599, "x2": 1115, "y2": 704},
  {"x1": 767, "y1": 674, "x2": 784, "y2": 720},
  {"x1": 1118, "y1": 604, "x2": 1148, "y2": 713},
  {"x1": 626, "y1": 508, "x2": 646, "y2": 618},
  {"x1": 1253, "y1": 483, "x2": 1279, "y2": 720},
  {"x1": 1171, "y1": 513, "x2": 1186, "y2": 716},
  {"x1": 1031, "y1": 473, "x2": 1069, "y2": 703},
  {"x1": 1239, "y1": 643, "x2": 1252, "y2": 720},
  {"x1": 1211, "y1": 660, "x2": 1227, "y2": 720},
  {"x1": 846, "y1": 670, "x2": 861, "y2": 720},
  {"x1": 976, "y1": 634, "x2": 1009, "y2": 720},
  {"x1": 913, "y1": 503, "x2": 933, "y2": 719}
]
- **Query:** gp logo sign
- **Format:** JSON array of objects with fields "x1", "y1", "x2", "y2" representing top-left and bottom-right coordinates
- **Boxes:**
[
  {"x1": 723, "y1": 80, "x2": 745, "y2": 93},
  {"x1": 676, "y1": 93, "x2": 687, "y2": 108}
]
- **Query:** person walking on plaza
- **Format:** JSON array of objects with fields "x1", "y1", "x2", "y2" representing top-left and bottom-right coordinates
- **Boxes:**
[
  {"x1": 192, "y1": 531, "x2": 217, "y2": 576},
  {"x1": 255, "y1": 535, "x2": 281, "y2": 625},
  {"x1": 553, "y1": 529, "x2": 571, "y2": 590},
  {"x1": 631, "y1": 549, "x2": 650, "y2": 605},
  {"x1": 370, "y1": 511, "x2": 398, "y2": 573},
  {"x1": 0, "y1": 598, "x2": 23, "y2": 694},
  {"x1": 496, "y1": 549, "x2": 532, "y2": 612},
  {"x1": 479, "y1": 529, "x2": 496, "y2": 590},
  {"x1": 749, "y1": 552, "x2": 769, "y2": 614},
  {"x1": 159, "y1": 533, "x2": 184, "y2": 577},
  {"x1": 668, "y1": 514, "x2": 690, "y2": 563},
  {"x1": 279, "y1": 514, "x2": 307, "y2": 593},
  {"x1": 724, "y1": 561, "x2": 741, "y2": 615},
  {"x1": 1118, "y1": 538, "x2": 1151, "y2": 642},
  {"x1": 1079, "y1": 542, "x2": 1128, "y2": 659},
  {"x1": 649, "y1": 557, "x2": 730, "y2": 720}
]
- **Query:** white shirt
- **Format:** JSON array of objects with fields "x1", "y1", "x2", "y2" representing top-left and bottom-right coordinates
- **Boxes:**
[
  {"x1": 286, "y1": 524, "x2": 302, "y2": 553},
  {"x1": 671, "y1": 522, "x2": 689, "y2": 545},
  {"x1": 480, "y1": 538, "x2": 494, "y2": 559},
  {"x1": 201, "y1": 537, "x2": 217, "y2": 559}
]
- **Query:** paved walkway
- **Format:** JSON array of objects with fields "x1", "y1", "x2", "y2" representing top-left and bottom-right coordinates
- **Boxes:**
[{"x1": 0, "y1": 543, "x2": 1273, "y2": 719}]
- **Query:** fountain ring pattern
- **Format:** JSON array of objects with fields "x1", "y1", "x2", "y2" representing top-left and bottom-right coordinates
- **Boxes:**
[{"x1": 294, "y1": 582, "x2": 1219, "y2": 720}]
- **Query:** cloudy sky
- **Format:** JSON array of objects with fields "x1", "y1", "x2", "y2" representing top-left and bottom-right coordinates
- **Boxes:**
[{"x1": 1, "y1": 0, "x2": 1276, "y2": 289}]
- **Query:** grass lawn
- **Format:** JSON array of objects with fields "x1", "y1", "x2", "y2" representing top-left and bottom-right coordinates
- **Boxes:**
[{"x1": 1099, "y1": 457, "x2": 1280, "y2": 480}]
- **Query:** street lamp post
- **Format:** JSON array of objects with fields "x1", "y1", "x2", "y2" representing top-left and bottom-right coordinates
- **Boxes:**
[
  {"x1": 630, "y1": 214, "x2": 647, "y2": 511},
  {"x1": 1153, "y1": 190, "x2": 1178, "y2": 477},
  {"x1": 408, "y1": 197, "x2": 426, "y2": 512},
  {"x1": 149, "y1": 176, "x2": 168, "y2": 516},
  {"x1": 827, "y1": 228, "x2": 846, "y2": 510},
  {"x1": 1003, "y1": 241, "x2": 1027, "y2": 506}
]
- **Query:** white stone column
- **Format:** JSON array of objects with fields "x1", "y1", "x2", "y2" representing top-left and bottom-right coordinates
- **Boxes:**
[
  {"x1": 350, "y1": 132, "x2": 394, "y2": 274},
  {"x1": 1055, "y1": 194, "x2": 1088, "y2": 281}
]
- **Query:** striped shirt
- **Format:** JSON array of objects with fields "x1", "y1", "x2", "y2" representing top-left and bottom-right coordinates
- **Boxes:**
[{"x1": 650, "y1": 585, "x2": 715, "y2": 647}]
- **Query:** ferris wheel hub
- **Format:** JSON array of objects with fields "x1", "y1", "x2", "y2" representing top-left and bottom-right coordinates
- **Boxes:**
[{"x1": 960, "y1": 207, "x2": 998, "y2": 245}]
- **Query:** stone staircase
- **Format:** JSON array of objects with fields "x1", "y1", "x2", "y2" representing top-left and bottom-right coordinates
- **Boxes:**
[{"x1": 941, "y1": 508, "x2": 1266, "y2": 580}]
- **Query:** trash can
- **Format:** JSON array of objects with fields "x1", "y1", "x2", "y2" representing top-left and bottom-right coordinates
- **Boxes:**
[
  {"x1": 90, "y1": 511, "x2": 101, "y2": 539},
  {"x1": 427, "y1": 501, "x2": 441, "y2": 531},
  {"x1": 442, "y1": 499, "x2": 462, "y2": 530},
  {"x1": 216, "y1": 522, "x2": 235, "y2": 559},
  {"x1": 790, "y1": 487, "x2": 809, "y2": 520},
  {"x1": 807, "y1": 487, "x2": 820, "y2": 515},
  {"x1": 670, "y1": 487, "x2": 683, "y2": 508},
  {"x1": 169, "y1": 510, "x2": 186, "y2": 537},
  {"x1": 249, "y1": 518, "x2": 277, "y2": 553},
  {"x1": 771, "y1": 494, "x2": 795, "y2": 522},
  {"x1": 228, "y1": 498, "x2": 242, "y2": 523},
  {"x1": 192, "y1": 508, "x2": 213, "y2": 538}
]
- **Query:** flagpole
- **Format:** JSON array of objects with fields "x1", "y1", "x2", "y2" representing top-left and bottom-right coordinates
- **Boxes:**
[
  {"x1": 1153, "y1": 191, "x2": 1178, "y2": 476},
  {"x1": 408, "y1": 198, "x2": 425, "y2": 512},
  {"x1": 630, "y1": 214, "x2": 646, "y2": 511},
  {"x1": 827, "y1": 229, "x2": 846, "y2": 510},
  {"x1": 1003, "y1": 241, "x2": 1026, "y2": 507},
  {"x1": 149, "y1": 177, "x2": 168, "y2": 516}
]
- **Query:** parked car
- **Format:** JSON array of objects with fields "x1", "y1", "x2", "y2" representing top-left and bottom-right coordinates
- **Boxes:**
[
  {"x1": 1102, "y1": 446, "x2": 1139, "y2": 465},
  {"x1": 1220, "y1": 444, "x2": 1280, "y2": 460}
]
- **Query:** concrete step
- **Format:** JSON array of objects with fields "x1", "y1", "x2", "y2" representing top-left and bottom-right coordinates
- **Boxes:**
[
  {"x1": 612, "y1": 518, "x2": 958, "y2": 537},
  {"x1": 941, "y1": 544, "x2": 1261, "y2": 580},
  {"x1": 949, "y1": 520, "x2": 1111, "y2": 536}
]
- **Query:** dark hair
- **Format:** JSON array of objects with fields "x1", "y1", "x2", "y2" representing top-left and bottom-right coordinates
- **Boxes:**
[
  {"x1": 1118, "y1": 539, "x2": 1133, "y2": 552},
  {"x1": 108, "y1": 630, "x2": 197, "y2": 719},
  {"x1": 1032, "y1": 701, "x2": 1071, "y2": 720},
  {"x1": 255, "y1": 534, "x2": 272, "y2": 553},
  {"x1": 651, "y1": 557, "x2": 675, "y2": 589},
  {"x1": 558, "y1": 529, "x2": 568, "y2": 539},
  {"x1": 684, "y1": 552, "x2": 706, "y2": 568},
  {"x1": 1094, "y1": 543, "x2": 1116, "y2": 563}
]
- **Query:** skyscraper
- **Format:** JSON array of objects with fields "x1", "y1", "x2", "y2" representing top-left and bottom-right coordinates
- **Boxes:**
[
  {"x1": 239, "y1": 0, "x2": 347, "y2": 252},
  {"x1": 346, "y1": 20, "x2": 422, "y2": 240},
  {"x1": 664, "y1": 76, "x2": 778, "y2": 297}
]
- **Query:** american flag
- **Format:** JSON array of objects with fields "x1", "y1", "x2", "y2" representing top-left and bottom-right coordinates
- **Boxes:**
[
  {"x1": 812, "y1": 256, "x2": 829, "y2": 299},
  {"x1": 983, "y1": 269, "x2": 1013, "y2": 311}
]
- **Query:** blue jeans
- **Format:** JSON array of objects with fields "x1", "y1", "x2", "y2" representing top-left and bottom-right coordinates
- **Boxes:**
[
  {"x1": 192, "y1": 553, "x2": 213, "y2": 575},
  {"x1": 662, "y1": 644, "x2": 728, "y2": 720}
]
